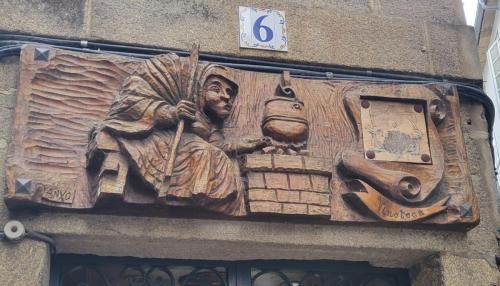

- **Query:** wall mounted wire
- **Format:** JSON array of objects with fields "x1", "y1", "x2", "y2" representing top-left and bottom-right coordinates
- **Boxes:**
[{"x1": 0, "y1": 33, "x2": 494, "y2": 134}]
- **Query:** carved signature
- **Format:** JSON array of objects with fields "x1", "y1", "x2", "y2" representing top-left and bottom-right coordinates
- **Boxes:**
[{"x1": 37, "y1": 183, "x2": 75, "y2": 204}]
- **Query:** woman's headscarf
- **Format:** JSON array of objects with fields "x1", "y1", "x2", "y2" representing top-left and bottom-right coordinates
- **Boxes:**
[{"x1": 101, "y1": 47, "x2": 237, "y2": 137}]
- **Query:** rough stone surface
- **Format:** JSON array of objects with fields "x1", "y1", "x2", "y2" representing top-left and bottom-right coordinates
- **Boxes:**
[
  {"x1": 380, "y1": 0, "x2": 465, "y2": 25},
  {"x1": 440, "y1": 254, "x2": 499, "y2": 285},
  {"x1": 0, "y1": 0, "x2": 86, "y2": 38},
  {"x1": 410, "y1": 253, "x2": 500, "y2": 286},
  {"x1": 0, "y1": 240, "x2": 50, "y2": 286},
  {"x1": 0, "y1": 0, "x2": 481, "y2": 78},
  {"x1": 85, "y1": 0, "x2": 480, "y2": 79},
  {"x1": 410, "y1": 255, "x2": 443, "y2": 286},
  {"x1": 0, "y1": 57, "x2": 20, "y2": 90},
  {"x1": 0, "y1": 57, "x2": 18, "y2": 224},
  {"x1": 428, "y1": 23, "x2": 481, "y2": 80},
  {"x1": 459, "y1": 100, "x2": 500, "y2": 266}
]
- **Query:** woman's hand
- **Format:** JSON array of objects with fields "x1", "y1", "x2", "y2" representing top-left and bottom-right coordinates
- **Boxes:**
[
  {"x1": 247, "y1": 136, "x2": 272, "y2": 150},
  {"x1": 221, "y1": 137, "x2": 272, "y2": 155},
  {"x1": 175, "y1": 100, "x2": 196, "y2": 121}
]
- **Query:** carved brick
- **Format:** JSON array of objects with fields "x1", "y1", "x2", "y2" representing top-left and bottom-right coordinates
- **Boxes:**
[
  {"x1": 310, "y1": 175, "x2": 330, "y2": 193},
  {"x1": 249, "y1": 201, "x2": 282, "y2": 213},
  {"x1": 243, "y1": 154, "x2": 273, "y2": 170},
  {"x1": 308, "y1": 205, "x2": 330, "y2": 216},
  {"x1": 247, "y1": 172, "x2": 266, "y2": 189},
  {"x1": 248, "y1": 188, "x2": 276, "y2": 201},
  {"x1": 276, "y1": 190, "x2": 300, "y2": 203},
  {"x1": 264, "y1": 172, "x2": 289, "y2": 190},
  {"x1": 289, "y1": 174, "x2": 312, "y2": 191},
  {"x1": 282, "y1": 203, "x2": 308, "y2": 215},
  {"x1": 301, "y1": 191, "x2": 330, "y2": 206},
  {"x1": 303, "y1": 156, "x2": 332, "y2": 176},
  {"x1": 273, "y1": 154, "x2": 303, "y2": 171}
]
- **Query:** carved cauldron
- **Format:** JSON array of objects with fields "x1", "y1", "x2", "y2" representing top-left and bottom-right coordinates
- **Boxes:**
[{"x1": 262, "y1": 97, "x2": 309, "y2": 143}]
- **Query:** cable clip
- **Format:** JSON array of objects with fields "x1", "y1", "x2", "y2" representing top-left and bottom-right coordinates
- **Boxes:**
[{"x1": 1, "y1": 220, "x2": 57, "y2": 253}]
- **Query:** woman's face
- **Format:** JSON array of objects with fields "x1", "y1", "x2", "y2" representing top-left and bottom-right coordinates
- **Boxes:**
[{"x1": 201, "y1": 76, "x2": 236, "y2": 120}]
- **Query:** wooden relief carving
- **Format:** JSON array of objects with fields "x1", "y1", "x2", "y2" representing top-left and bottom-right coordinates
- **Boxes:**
[
  {"x1": 5, "y1": 45, "x2": 479, "y2": 229},
  {"x1": 86, "y1": 45, "x2": 272, "y2": 216}
]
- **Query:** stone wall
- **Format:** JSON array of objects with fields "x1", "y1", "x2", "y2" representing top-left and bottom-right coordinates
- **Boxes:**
[
  {"x1": 0, "y1": 0, "x2": 480, "y2": 79},
  {"x1": 0, "y1": 1, "x2": 498, "y2": 285}
]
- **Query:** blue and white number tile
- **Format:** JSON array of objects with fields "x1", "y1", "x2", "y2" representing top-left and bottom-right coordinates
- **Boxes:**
[{"x1": 239, "y1": 6, "x2": 288, "y2": 52}]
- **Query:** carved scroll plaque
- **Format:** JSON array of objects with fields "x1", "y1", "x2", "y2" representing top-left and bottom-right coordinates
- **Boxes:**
[{"x1": 5, "y1": 45, "x2": 479, "y2": 230}]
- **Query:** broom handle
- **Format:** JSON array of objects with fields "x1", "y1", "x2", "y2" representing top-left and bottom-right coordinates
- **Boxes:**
[{"x1": 165, "y1": 119, "x2": 185, "y2": 177}]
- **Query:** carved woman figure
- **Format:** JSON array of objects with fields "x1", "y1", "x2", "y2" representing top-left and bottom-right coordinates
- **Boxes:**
[{"x1": 87, "y1": 51, "x2": 269, "y2": 216}]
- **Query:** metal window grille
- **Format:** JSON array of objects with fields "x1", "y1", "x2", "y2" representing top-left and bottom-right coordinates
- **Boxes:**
[{"x1": 50, "y1": 255, "x2": 410, "y2": 286}]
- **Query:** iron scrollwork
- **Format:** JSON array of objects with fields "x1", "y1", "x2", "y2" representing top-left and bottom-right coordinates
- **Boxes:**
[{"x1": 54, "y1": 256, "x2": 407, "y2": 286}]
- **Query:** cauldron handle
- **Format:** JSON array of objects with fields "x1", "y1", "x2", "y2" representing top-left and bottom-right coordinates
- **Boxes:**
[{"x1": 277, "y1": 71, "x2": 296, "y2": 98}]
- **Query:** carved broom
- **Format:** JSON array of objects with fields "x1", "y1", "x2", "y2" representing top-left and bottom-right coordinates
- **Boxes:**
[{"x1": 160, "y1": 44, "x2": 200, "y2": 197}]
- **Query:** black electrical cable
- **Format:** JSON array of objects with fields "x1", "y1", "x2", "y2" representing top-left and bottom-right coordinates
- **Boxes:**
[
  {"x1": 0, "y1": 229, "x2": 56, "y2": 253},
  {"x1": 0, "y1": 33, "x2": 494, "y2": 134},
  {"x1": 26, "y1": 230, "x2": 57, "y2": 254},
  {"x1": 0, "y1": 33, "x2": 481, "y2": 81}
]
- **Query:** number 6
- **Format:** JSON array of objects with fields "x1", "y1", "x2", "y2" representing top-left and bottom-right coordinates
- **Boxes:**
[{"x1": 253, "y1": 15, "x2": 273, "y2": 42}]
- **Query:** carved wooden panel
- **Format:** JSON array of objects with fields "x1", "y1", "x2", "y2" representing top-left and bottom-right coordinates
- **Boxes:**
[{"x1": 5, "y1": 45, "x2": 479, "y2": 230}]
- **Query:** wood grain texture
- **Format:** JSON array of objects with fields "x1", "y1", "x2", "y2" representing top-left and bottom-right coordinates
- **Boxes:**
[
  {"x1": 6, "y1": 45, "x2": 140, "y2": 208},
  {"x1": 5, "y1": 46, "x2": 479, "y2": 229}
]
